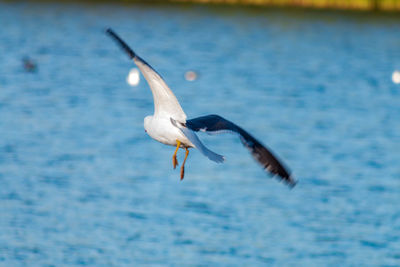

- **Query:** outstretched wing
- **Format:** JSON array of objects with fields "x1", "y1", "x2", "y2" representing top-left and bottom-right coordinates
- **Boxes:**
[
  {"x1": 106, "y1": 28, "x2": 187, "y2": 122},
  {"x1": 186, "y1": 114, "x2": 296, "y2": 187}
]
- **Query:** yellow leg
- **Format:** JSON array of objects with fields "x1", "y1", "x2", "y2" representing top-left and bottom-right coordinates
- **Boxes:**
[
  {"x1": 172, "y1": 140, "x2": 181, "y2": 169},
  {"x1": 180, "y1": 148, "x2": 189, "y2": 180}
]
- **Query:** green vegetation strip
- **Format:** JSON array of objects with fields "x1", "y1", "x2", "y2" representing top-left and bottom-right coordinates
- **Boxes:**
[
  {"x1": 3, "y1": 0, "x2": 400, "y2": 11},
  {"x1": 162, "y1": 0, "x2": 400, "y2": 11}
]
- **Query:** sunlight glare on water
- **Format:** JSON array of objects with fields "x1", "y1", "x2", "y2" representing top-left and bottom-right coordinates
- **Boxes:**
[
  {"x1": 392, "y1": 70, "x2": 400, "y2": 84},
  {"x1": 127, "y1": 68, "x2": 140, "y2": 87}
]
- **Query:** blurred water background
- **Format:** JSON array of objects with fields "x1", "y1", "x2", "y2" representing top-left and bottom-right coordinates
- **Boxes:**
[{"x1": 1, "y1": 2, "x2": 400, "y2": 266}]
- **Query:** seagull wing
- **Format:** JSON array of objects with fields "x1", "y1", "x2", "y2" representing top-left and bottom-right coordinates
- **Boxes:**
[
  {"x1": 186, "y1": 114, "x2": 296, "y2": 187},
  {"x1": 106, "y1": 28, "x2": 187, "y2": 122}
]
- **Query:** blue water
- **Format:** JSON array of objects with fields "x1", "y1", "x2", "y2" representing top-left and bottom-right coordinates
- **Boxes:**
[{"x1": 1, "y1": 2, "x2": 400, "y2": 266}]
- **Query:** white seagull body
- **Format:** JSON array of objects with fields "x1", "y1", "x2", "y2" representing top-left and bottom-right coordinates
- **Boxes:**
[{"x1": 106, "y1": 29, "x2": 296, "y2": 187}]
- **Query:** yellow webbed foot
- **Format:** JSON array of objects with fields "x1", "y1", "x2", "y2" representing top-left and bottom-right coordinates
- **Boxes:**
[
  {"x1": 173, "y1": 155, "x2": 178, "y2": 169},
  {"x1": 172, "y1": 140, "x2": 181, "y2": 169},
  {"x1": 180, "y1": 148, "x2": 189, "y2": 181},
  {"x1": 180, "y1": 165, "x2": 185, "y2": 180}
]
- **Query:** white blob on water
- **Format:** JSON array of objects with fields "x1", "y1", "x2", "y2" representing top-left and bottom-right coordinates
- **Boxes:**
[
  {"x1": 392, "y1": 70, "x2": 400, "y2": 84},
  {"x1": 127, "y1": 68, "x2": 140, "y2": 86},
  {"x1": 185, "y1": 70, "x2": 197, "y2": 81}
]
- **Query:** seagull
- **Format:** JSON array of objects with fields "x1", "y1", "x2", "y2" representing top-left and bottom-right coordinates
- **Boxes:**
[
  {"x1": 22, "y1": 56, "x2": 37, "y2": 72},
  {"x1": 106, "y1": 28, "x2": 297, "y2": 187}
]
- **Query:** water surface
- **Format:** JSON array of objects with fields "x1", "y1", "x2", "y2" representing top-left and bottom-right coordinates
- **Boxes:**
[{"x1": 0, "y1": 2, "x2": 399, "y2": 266}]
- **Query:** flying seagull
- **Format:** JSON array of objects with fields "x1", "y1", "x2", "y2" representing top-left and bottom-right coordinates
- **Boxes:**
[{"x1": 106, "y1": 28, "x2": 296, "y2": 187}]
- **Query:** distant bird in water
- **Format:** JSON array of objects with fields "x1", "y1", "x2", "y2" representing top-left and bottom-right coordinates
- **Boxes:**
[
  {"x1": 185, "y1": 70, "x2": 198, "y2": 81},
  {"x1": 106, "y1": 28, "x2": 296, "y2": 187},
  {"x1": 22, "y1": 57, "x2": 37, "y2": 72}
]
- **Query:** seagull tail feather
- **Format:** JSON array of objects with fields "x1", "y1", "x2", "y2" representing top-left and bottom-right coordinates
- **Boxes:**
[{"x1": 178, "y1": 124, "x2": 225, "y2": 164}]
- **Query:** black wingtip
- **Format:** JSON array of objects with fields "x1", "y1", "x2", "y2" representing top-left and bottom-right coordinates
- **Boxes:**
[
  {"x1": 275, "y1": 172, "x2": 297, "y2": 189},
  {"x1": 286, "y1": 177, "x2": 297, "y2": 189},
  {"x1": 105, "y1": 28, "x2": 136, "y2": 60}
]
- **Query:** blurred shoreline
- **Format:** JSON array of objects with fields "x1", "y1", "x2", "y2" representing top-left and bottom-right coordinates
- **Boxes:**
[
  {"x1": 3, "y1": 0, "x2": 399, "y2": 12},
  {"x1": 172, "y1": 0, "x2": 400, "y2": 12}
]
